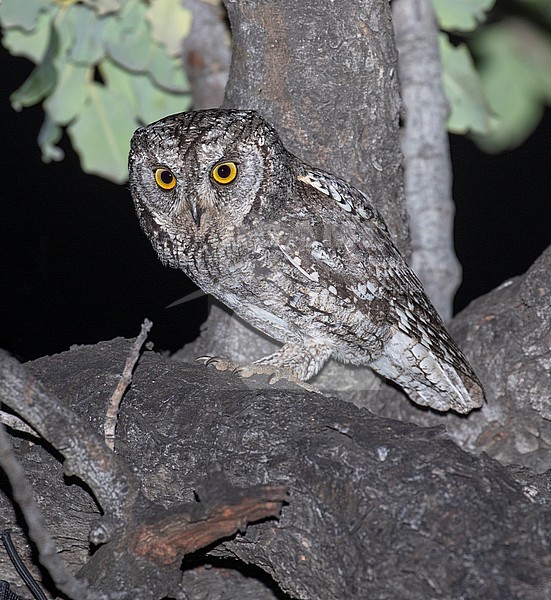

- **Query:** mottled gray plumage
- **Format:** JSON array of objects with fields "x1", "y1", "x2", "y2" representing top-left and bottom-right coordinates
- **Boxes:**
[{"x1": 128, "y1": 109, "x2": 485, "y2": 413}]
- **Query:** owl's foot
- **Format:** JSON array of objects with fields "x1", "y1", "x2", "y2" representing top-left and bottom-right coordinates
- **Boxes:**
[
  {"x1": 195, "y1": 355, "x2": 320, "y2": 393},
  {"x1": 196, "y1": 355, "x2": 243, "y2": 374}
]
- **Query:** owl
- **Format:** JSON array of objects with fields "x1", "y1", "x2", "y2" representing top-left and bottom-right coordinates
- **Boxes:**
[{"x1": 128, "y1": 109, "x2": 485, "y2": 414}]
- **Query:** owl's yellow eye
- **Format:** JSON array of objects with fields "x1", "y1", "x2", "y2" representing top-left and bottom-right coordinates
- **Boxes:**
[
  {"x1": 211, "y1": 161, "x2": 238, "y2": 185},
  {"x1": 154, "y1": 167, "x2": 176, "y2": 190}
]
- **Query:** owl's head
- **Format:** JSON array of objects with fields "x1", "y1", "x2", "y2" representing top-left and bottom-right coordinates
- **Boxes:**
[{"x1": 128, "y1": 109, "x2": 293, "y2": 266}]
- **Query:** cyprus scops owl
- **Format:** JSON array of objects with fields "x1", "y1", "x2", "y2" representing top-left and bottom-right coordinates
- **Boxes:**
[{"x1": 128, "y1": 109, "x2": 485, "y2": 414}]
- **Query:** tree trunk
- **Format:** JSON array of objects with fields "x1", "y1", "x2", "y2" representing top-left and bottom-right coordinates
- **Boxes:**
[{"x1": 222, "y1": 0, "x2": 407, "y2": 252}]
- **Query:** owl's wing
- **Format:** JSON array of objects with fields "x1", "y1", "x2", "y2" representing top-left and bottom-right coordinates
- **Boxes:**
[
  {"x1": 276, "y1": 168, "x2": 484, "y2": 412},
  {"x1": 288, "y1": 168, "x2": 432, "y2": 325}
]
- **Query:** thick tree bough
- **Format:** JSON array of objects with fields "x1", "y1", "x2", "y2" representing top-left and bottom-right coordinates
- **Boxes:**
[{"x1": 0, "y1": 339, "x2": 549, "y2": 599}]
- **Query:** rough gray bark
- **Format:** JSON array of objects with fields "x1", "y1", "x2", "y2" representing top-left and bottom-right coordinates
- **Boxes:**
[
  {"x1": 222, "y1": 0, "x2": 407, "y2": 251},
  {"x1": 1, "y1": 339, "x2": 550, "y2": 599},
  {"x1": 362, "y1": 244, "x2": 551, "y2": 474},
  {"x1": 392, "y1": 0, "x2": 461, "y2": 321},
  {"x1": 181, "y1": 0, "x2": 231, "y2": 109}
]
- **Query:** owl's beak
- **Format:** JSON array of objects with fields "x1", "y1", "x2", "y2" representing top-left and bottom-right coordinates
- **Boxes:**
[{"x1": 189, "y1": 200, "x2": 202, "y2": 227}]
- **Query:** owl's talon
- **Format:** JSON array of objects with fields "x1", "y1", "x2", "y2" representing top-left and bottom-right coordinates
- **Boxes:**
[
  {"x1": 196, "y1": 355, "x2": 221, "y2": 367},
  {"x1": 195, "y1": 355, "x2": 212, "y2": 365},
  {"x1": 196, "y1": 355, "x2": 244, "y2": 373},
  {"x1": 267, "y1": 372, "x2": 282, "y2": 385}
]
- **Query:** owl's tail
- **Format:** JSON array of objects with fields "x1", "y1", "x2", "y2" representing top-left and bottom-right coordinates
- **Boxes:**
[{"x1": 369, "y1": 330, "x2": 485, "y2": 414}]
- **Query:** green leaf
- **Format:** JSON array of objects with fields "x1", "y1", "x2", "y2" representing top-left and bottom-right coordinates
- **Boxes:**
[
  {"x1": 38, "y1": 115, "x2": 64, "y2": 162},
  {"x1": 67, "y1": 3, "x2": 106, "y2": 64},
  {"x1": 99, "y1": 59, "x2": 138, "y2": 111},
  {"x1": 44, "y1": 60, "x2": 91, "y2": 125},
  {"x1": 133, "y1": 73, "x2": 190, "y2": 123},
  {"x1": 68, "y1": 82, "x2": 139, "y2": 183},
  {"x1": 53, "y1": 7, "x2": 76, "y2": 58},
  {"x1": 101, "y1": 58, "x2": 189, "y2": 124},
  {"x1": 142, "y1": 43, "x2": 189, "y2": 93},
  {"x1": 472, "y1": 19, "x2": 551, "y2": 151},
  {"x1": 1, "y1": 10, "x2": 53, "y2": 62},
  {"x1": 103, "y1": 0, "x2": 153, "y2": 72},
  {"x1": 439, "y1": 34, "x2": 492, "y2": 135},
  {"x1": 506, "y1": 20, "x2": 551, "y2": 102},
  {"x1": 146, "y1": 0, "x2": 191, "y2": 56},
  {"x1": 101, "y1": 0, "x2": 188, "y2": 92},
  {"x1": 10, "y1": 26, "x2": 59, "y2": 110},
  {"x1": 0, "y1": 0, "x2": 52, "y2": 32},
  {"x1": 103, "y1": 0, "x2": 188, "y2": 93},
  {"x1": 432, "y1": 0, "x2": 495, "y2": 32}
]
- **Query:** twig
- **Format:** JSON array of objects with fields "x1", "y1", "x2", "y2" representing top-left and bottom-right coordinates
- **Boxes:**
[
  {"x1": 0, "y1": 424, "x2": 106, "y2": 600},
  {"x1": 0, "y1": 411, "x2": 38, "y2": 437},
  {"x1": 104, "y1": 319, "x2": 152, "y2": 451}
]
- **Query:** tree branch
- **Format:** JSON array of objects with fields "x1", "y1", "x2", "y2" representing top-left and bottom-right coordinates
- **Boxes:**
[
  {"x1": 0, "y1": 410, "x2": 37, "y2": 437},
  {"x1": 0, "y1": 349, "x2": 289, "y2": 597},
  {"x1": 104, "y1": 319, "x2": 152, "y2": 450},
  {"x1": 7, "y1": 338, "x2": 550, "y2": 599},
  {"x1": 181, "y1": 0, "x2": 231, "y2": 109},
  {"x1": 0, "y1": 351, "x2": 141, "y2": 521},
  {"x1": 392, "y1": 0, "x2": 461, "y2": 320}
]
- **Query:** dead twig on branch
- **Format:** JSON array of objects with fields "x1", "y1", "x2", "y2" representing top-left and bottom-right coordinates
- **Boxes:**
[
  {"x1": 0, "y1": 410, "x2": 38, "y2": 437},
  {"x1": 131, "y1": 479, "x2": 288, "y2": 566},
  {"x1": 104, "y1": 318, "x2": 152, "y2": 450}
]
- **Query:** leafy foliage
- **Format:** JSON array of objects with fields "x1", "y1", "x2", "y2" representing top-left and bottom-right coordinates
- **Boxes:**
[
  {"x1": 438, "y1": 33, "x2": 491, "y2": 135},
  {"x1": 434, "y1": 0, "x2": 551, "y2": 151},
  {"x1": 471, "y1": 18, "x2": 551, "y2": 151},
  {"x1": 0, "y1": 0, "x2": 191, "y2": 183},
  {"x1": 0, "y1": 0, "x2": 549, "y2": 182}
]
